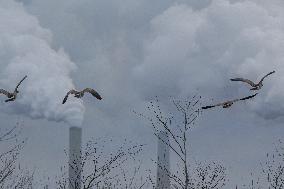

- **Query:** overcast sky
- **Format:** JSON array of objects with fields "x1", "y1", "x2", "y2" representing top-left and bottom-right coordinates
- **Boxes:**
[{"x1": 1, "y1": 0, "x2": 284, "y2": 187}]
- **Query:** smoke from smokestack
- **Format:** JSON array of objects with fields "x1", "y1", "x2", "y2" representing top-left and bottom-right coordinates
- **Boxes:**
[{"x1": 0, "y1": 1, "x2": 85, "y2": 127}]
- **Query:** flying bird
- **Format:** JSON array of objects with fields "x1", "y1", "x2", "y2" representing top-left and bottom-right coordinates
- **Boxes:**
[
  {"x1": 62, "y1": 88, "x2": 102, "y2": 104},
  {"x1": 230, "y1": 71, "x2": 275, "y2": 90},
  {"x1": 202, "y1": 93, "x2": 258, "y2": 110},
  {"x1": 0, "y1": 75, "x2": 27, "y2": 102}
]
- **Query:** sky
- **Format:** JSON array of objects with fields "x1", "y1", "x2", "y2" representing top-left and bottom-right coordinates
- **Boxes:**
[{"x1": 0, "y1": 0, "x2": 284, "y2": 187}]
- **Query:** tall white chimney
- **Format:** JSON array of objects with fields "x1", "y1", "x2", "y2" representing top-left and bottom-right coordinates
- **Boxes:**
[
  {"x1": 156, "y1": 131, "x2": 170, "y2": 189},
  {"x1": 69, "y1": 127, "x2": 82, "y2": 189}
]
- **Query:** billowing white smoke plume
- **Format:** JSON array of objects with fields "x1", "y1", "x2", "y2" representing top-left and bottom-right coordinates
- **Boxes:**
[
  {"x1": 134, "y1": 0, "x2": 284, "y2": 120},
  {"x1": 0, "y1": 1, "x2": 85, "y2": 126}
]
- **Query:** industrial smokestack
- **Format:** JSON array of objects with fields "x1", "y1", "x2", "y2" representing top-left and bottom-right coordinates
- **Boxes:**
[
  {"x1": 156, "y1": 131, "x2": 170, "y2": 189},
  {"x1": 69, "y1": 127, "x2": 82, "y2": 189}
]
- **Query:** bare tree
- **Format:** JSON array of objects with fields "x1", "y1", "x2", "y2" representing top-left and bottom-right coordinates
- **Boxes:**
[
  {"x1": 238, "y1": 140, "x2": 284, "y2": 189},
  {"x1": 189, "y1": 161, "x2": 227, "y2": 189},
  {"x1": 7, "y1": 168, "x2": 34, "y2": 189},
  {"x1": 0, "y1": 122, "x2": 33, "y2": 189},
  {"x1": 135, "y1": 96, "x2": 227, "y2": 189},
  {"x1": 260, "y1": 140, "x2": 284, "y2": 189},
  {"x1": 106, "y1": 160, "x2": 150, "y2": 189},
  {"x1": 56, "y1": 138, "x2": 147, "y2": 189},
  {"x1": 237, "y1": 173, "x2": 262, "y2": 189}
]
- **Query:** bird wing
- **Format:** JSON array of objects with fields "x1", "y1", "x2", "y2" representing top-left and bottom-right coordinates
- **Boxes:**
[
  {"x1": 5, "y1": 98, "x2": 15, "y2": 103},
  {"x1": 62, "y1": 94, "x2": 69, "y2": 104},
  {"x1": 202, "y1": 93, "x2": 258, "y2": 110},
  {"x1": 259, "y1": 71, "x2": 275, "y2": 83},
  {"x1": 0, "y1": 89, "x2": 11, "y2": 97},
  {"x1": 82, "y1": 88, "x2": 102, "y2": 100},
  {"x1": 14, "y1": 75, "x2": 27, "y2": 92},
  {"x1": 62, "y1": 89, "x2": 78, "y2": 104},
  {"x1": 202, "y1": 105, "x2": 216, "y2": 109},
  {"x1": 230, "y1": 98, "x2": 242, "y2": 103},
  {"x1": 239, "y1": 93, "x2": 258, "y2": 101},
  {"x1": 227, "y1": 93, "x2": 258, "y2": 103},
  {"x1": 201, "y1": 101, "x2": 225, "y2": 109},
  {"x1": 230, "y1": 78, "x2": 256, "y2": 87}
]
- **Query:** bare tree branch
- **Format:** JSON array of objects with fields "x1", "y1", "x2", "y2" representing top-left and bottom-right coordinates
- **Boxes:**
[{"x1": 135, "y1": 95, "x2": 227, "y2": 189}]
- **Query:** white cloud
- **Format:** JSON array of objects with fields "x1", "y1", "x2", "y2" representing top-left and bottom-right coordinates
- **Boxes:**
[
  {"x1": 8, "y1": 0, "x2": 284, "y2": 187},
  {"x1": 134, "y1": 0, "x2": 284, "y2": 120},
  {"x1": 0, "y1": 1, "x2": 85, "y2": 126}
]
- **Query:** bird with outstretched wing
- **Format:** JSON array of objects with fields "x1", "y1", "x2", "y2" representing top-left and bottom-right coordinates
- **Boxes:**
[
  {"x1": 230, "y1": 71, "x2": 275, "y2": 90},
  {"x1": 202, "y1": 93, "x2": 258, "y2": 110},
  {"x1": 14, "y1": 75, "x2": 27, "y2": 93},
  {"x1": 0, "y1": 75, "x2": 27, "y2": 102},
  {"x1": 62, "y1": 88, "x2": 102, "y2": 104},
  {"x1": 62, "y1": 89, "x2": 78, "y2": 104}
]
